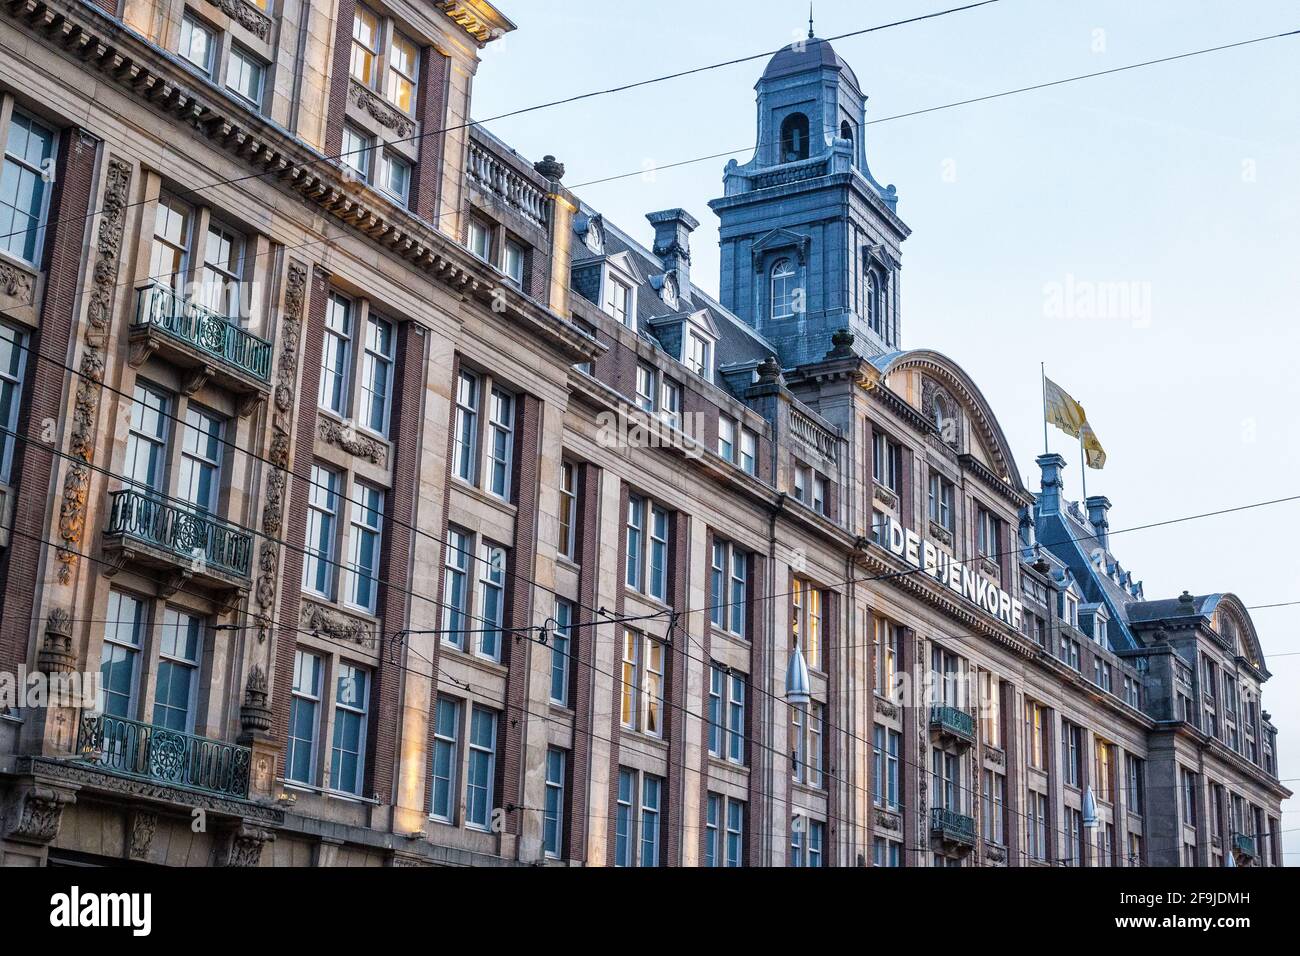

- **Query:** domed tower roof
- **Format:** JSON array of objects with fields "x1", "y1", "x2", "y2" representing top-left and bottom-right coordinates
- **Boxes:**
[{"x1": 760, "y1": 36, "x2": 861, "y2": 91}]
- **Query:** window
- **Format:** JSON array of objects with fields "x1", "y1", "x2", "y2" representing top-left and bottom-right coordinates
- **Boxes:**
[
  {"x1": 467, "y1": 218, "x2": 491, "y2": 260},
  {"x1": 779, "y1": 113, "x2": 809, "y2": 162},
  {"x1": 866, "y1": 272, "x2": 881, "y2": 333},
  {"x1": 350, "y1": 5, "x2": 380, "y2": 87},
  {"x1": 979, "y1": 673, "x2": 1002, "y2": 748},
  {"x1": 874, "y1": 617, "x2": 901, "y2": 700},
  {"x1": 378, "y1": 151, "x2": 411, "y2": 205},
  {"x1": 549, "y1": 599, "x2": 573, "y2": 705},
  {"x1": 1024, "y1": 700, "x2": 1046, "y2": 769},
  {"x1": 148, "y1": 195, "x2": 191, "y2": 293},
  {"x1": 927, "y1": 472, "x2": 954, "y2": 532},
  {"x1": 353, "y1": 315, "x2": 394, "y2": 436},
  {"x1": 709, "y1": 539, "x2": 747, "y2": 637},
  {"x1": 475, "y1": 542, "x2": 506, "y2": 661},
  {"x1": 707, "y1": 665, "x2": 746, "y2": 765},
  {"x1": 770, "y1": 259, "x2": 797, "y2": 319},
  {"x1": 620, "y1": 629, "x2": 664, "y2": 737},
  {"x1": 465, "y1": 706, "x2": 498, "y2": 830},
  {"x1": 790, "y1": 818, "x2": 824, "y2": 867},
  {"x1": 198, "y1": 222, "x2": 245, "y2": 318},
  {"x1": 790, "y1": 701, "x2": 824, "y2": 788},
  {"x1": 1128, "y1": 832, "x2": 1144, "y2": 867},
  {"x1": 543, "y1": 748, "x2": 566, "y2": 859},
  {"x1": 0, "y1": 111, "x2": 56, "y2": 264},
  {"x1": 739, "y1": 429, "x2": 757, "y2": 476},
  {"x1": 1180, "y1": 767, "x2": 1198, "y2": 827},
  {"x1": 342, "y1": 124, "x2": 372, "y2": 181},
  {"x1": 871, "y1": 431, "x2": 902, "y2": 492},
  {"x1": 319, "y1": 293, "x2": 353, "y2": 414},
  {"x1": 330, "y1": 664, "x2": 368, "y2": 795},
  {"x1": 1027, "y1": 790, "x2": 1049, "y2": 862},
  {"x1": 626, "y1": 496, "x2": 669, "y2": 601},
  {"x1": 718, "y1": 417, "x2": 735, "y2": 462},
  {"x1": 615, "y1": 768, "x2": 663, "y2": 867},
  {"x1": 873, "y1": 836, "x2": 901, "y2": 867},
  {"x1": 100, "y1": 590, "x2": 145, "y2": 718},
  {"x1": 976, "y1": 506, "x2": 999, "y2": 558},
  {"x1": 685, "y1": 329, "x2": 711, "y2": 379},
  {"x1": 344, "y1": 484, "x2": 383, "y2": 612},
  {"x1": 0, "y1": 323, "x2": 27, "y2": 484},
  {"x1": 440, "y1": 528, "x2": 470, "y2": 646},
  {"x1": 286, "y1": 650, "x2": 323, "y2": 785},
  {"x1": 178, "y1": 406, "x2": 223, "y2": 512},
  {"x1": 931, "y1": 646, "x2": 961, "y2": 708},
  {"x1": 705, "y1": 794, "x2": 745, "y2": 867},
  {"x1": 485, "y1": 388, "x2": 514, "y2": 500},
  {"x1": 1061, "y1": 721, "x2": 1083, "y2": 788},
  {"x1": 931, "y1": 749, "x2": 960, "y2": 812},
  {"x1": 791, "y1": 577, "x2": 823, "y2": 670},
  {"x1": 558, "y1": 461, "x2": 578, "y2": 560},
  {"x1": 1059, "y1": 634, "x2": 1080, "y2": 671},
  {"x1": 1063, "y1": 591, "x2": 1079, "y2": 628},
  {"x1": 607, "y1": 277, "x2": 631, "y2": 326},
  {"x1": 303, "y1": 465, "x2": 341, "y2": 598},
  {"x1": 872, "y1": 724, "x2": 900, "y2": 809},
  {"x1": 386, "y1": 32, "x2": 419, "y2": 113},
  {"x1": 179, "y1": 14, "x2": 216, "y2": 75},
  {"x1": 153, "y1": 609, "x2": 202, "y2": 732},
  {"x1": 430, "y1": 696, "x2": 459, "y2": 822},
  {"x1": 1065, "y1": 807, "x2": 1084, "y2": 867},
  {"x1": 452, "y1": 370, "x2": 479, "y2": 483},
  {"x1": 1095, "y1": 659, "x2": 1113, "y2": 693},
  {"x1": 1127, "y1": 755, "x2": 1146, "y2": 816},
  {"x1": 503, "y1": 239, "x2": 525, "y2": 286},
  {"x1": 124, "y1": 384, "x2": 169, "y2": 491},
  {"x1": 1094, "y1": 739, "x2": 1113, "y2": 802},
  {"x1": 634, "y1": 364, "x2": 655, "y2": 413},
  {"x1": 982, "y1": 769, "x2": 1006, "y2": 844},
  {"x1": 225, "y1": 45, "x2": 265, "y2": 107}
]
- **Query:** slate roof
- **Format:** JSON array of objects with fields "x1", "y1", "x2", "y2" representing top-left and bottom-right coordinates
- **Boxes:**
[{"x1": 760, "y1": 37, "x2": 861, "y2": 90}]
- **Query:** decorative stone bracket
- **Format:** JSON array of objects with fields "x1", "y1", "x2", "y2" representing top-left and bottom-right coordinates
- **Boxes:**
[{"x1": 3, "y1": 783, "x2": 77, "y2": 846}]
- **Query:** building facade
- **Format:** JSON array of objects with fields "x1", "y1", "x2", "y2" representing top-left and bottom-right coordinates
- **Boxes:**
[{"x1": 0, "y1": 1, "x2": 1287, "y2": 867}]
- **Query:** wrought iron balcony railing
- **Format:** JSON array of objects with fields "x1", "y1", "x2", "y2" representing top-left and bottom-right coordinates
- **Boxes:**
[
  {"x1": 107, "y1": 487, "x2": 253, "y2": 580},
  {"x1": 1232, "y1": 832, "x2": 1256, "y2": 858},
  {"x1": 930, "y1": 806, "x2": 977, "y2": 846},
  {"x1": 135, "y1": 282, "x2": 272, "y2": 383},
  {"x1": 76, "y1": 713, "x2": 251, "y2": 799},
  {"x1": 929, "y1": 704, "x2": 976, "y2": 744}
]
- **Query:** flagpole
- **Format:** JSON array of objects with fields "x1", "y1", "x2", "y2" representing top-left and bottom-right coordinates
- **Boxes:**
[
  {"x1": 1079, "y1": 432, "x2": 1088, "y2": 500},
  {"x1": 1041, "y1": 363, "x2": 1049, "y2": 455}
]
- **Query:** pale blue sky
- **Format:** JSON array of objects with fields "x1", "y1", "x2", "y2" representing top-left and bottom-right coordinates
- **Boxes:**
[{"x1": 473, "y1": 0, "x2": 1300, "y2": 862}]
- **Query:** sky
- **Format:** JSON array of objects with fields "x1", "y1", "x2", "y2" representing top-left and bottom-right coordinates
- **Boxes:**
[{"x1": 470, "y1": 0, "x2": 1300, "y2": 863}]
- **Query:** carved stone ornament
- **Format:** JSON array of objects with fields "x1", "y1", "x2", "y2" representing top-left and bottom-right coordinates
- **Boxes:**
[
  {"x1": 318, "y1": 415, "x2": 388, "y2": 466},
  {"x1": 874, "y1": 697, "x2": 898, "y2": 720},
  {"x1": 4, "y1": 785, "x2": 75, "y2": 845},
  {"x1": 57, "y1": 156, "x2": 131, "y2": 583},
  {"x1": 254, "y1": 261, "x2": 309, "y2": 643},
  {"x1": 36, "y1": 607, "x2": 77, "y2": 674},
  {"x1": 301, "y1": 601, "x2": 374, "y2": 645},
  {"x1": 347, "y1": 80, "x2": 416, "y2": 138},
  {"x1": 128, "y1": 809, "x2": 158, "y2": 861},
  {"x1": 203, "y1": 0, "x2": 272, "y2": 40},
  {"x1": 875, "y1": 810, "x2": 901, "y2": 834},
  {"x1": 0, "y1": 259, "x2": 35, "y2": 306},
  {"x1": 239, "y1": 664, "x2": 273, "y2": 737},
  {"x1": 216, "y1": 822, "x2": 274, "y2": 867}
]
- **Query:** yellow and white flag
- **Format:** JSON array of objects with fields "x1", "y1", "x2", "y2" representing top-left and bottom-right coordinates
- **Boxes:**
[{"x1": 1044, "y1": 377, "x2": 1106, "y2": 469}]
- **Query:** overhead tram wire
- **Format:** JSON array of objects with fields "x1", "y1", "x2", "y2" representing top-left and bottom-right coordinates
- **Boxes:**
[{"x1": 0, "y1": 1, "x2": 1007, "y2": 248}]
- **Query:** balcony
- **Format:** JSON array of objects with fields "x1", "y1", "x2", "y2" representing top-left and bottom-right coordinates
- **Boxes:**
[
  {"x1": 129, "y1": 283, "x2": 272, "y2": 410},
  {"x1": 1232, "y1": 833, "x2": 1256, "y2": 859},
  {"x1": 930, "y1": 704, "x2": 976, "y2": 746},
  {"x1": 76, "y1": 713, "x2": 251, "y2": 799},
  {"x1": 930, "y1": 806, "x2": 977, "y2": 848},
  {"x1": 102, "y1": 488, "x2": 253, "y2": 592}
]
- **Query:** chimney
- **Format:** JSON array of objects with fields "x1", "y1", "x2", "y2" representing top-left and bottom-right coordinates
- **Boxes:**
[
  {"x1": 646, "y1": 208, "x2": 699, "y2": 304},
  {"x1": 1036, "y1": 453, "x2": 1067, "y2": 515},
  {"x1": 1084, "y1": 495, "x2": 1112, "y2": 551}
]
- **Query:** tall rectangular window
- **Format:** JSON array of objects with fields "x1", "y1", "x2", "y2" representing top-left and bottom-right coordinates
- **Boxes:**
[
  {"x1": 871, "y1": 431, "x2": 902, "y2": 491},
  {"x1": 0, "y1": 111, "x2": 55, "y2": 263},
  {"x1": 718, "y1": 417, "x2": 735, "y2": 462},
  {"x1": 319, "y1": 293, "x2": 353, "y2": 414},
  {"x1": 634, "y1": 364, "x2": 655, "y2": 413},
  {"x1": 430, "y1": 697, "x2": 459, "y2": 822},
  {"x1": 149, "y1": 194, "x2": 191, "y2": 293},
  {"x1": 739, "y1": 429, "x2": 757, "y2": 475},
  {"x1": 303, "y1": 465, "x2": 340, "y2": 598},
  {"x1": 550, "y1": 599, "x2": 572, "y2": 706},
  {"x1": 615, "y1": 769, "x2": 634, "y2": 867},
  {"x1": 124, "y1": 384, "x2": 169, "y2": 491},
  {"x1": 453, "y1": 370, "x2": 479, "y2": 483},
  {"x1": 342, "y1": 124, "x2": 371, "y2": 181},
  {"x1": 872, "y1": 724, "x2": 900, "y2": 809},
  {"x1": 543, "y1": 747, "x2": 565, "y2": 859},
  {"x1": 386, "y1": 32, "x2": 419, "y2": 113},
  {"x1": 331, "y1": 664, "x2": 368, "y2": 795},
  {"x1": 178, "y1": 406, "x2": 223, "y2": 513},
  {"x1": 708, "y1": 666, "x2": 724, "y2": 757},
  {"x1": 198, "y1": 222, "x2": 244, "y2": 318},
  {"x1": 441, "y1": 528, "x2": 470, "y2": 648},
  {"x1": 625, "y1": 495, "x2": 644, "y2": 590},
  {"x1": 1027, "y1": 790, "x2": 1049, "y2": 862},
  {"x1": 980, "y1": 673, "x2": 1002, "y2": 748},
  {"x1": 465, "y1": 706, "x2": 497, "y2": 830},
  {"x1": 982, "y1": 769, "x2": 1006, "y2": 844},
  {"x1": 359, "y1": 316, "x2": 393, "y2": 435},
  {"x1": 1127, "y1": 755, "x2": 1145, "y2": 816},
  {"x1": 792, "y1": 578, "x2": 823, "y2": 670},
  {"x1": 153, "y1": 608, "x2": 201, "y2": 732},
  {"x1": 476, "y1": 543, "x2": 506, "y2": 661},
  {"x1": 100, "y1": 591, "x2": 145, "y2": 718},
  {"x1": 608, "y1": 277, "x2": 631, "y2": 326},
  {"x1": 928, "y1": 472, "x2": 954, "y2": 531},
  {"x1": 874, "y1": 617, "x2": 901, "y2": 699},
  {"x1": 467, "y1": 219, "x2": 490, "y2": 260},
  {"x1": 639, "y1": 775, "x2": 661, "y2": 867},
  {"x1": 621, "y1": 629, "x2": 663, "y2": 737},
  {"x1": 0, "y1": 323, "x2": 26, "y2": 484},
  {"x1": 345, "y1": 484, "x2": 383, "y2": 612},
  {"x1": 503, "y1": 239, "x2": 525, "y2": 286},
  {"x1": 791, "y1": 701, "x2": 824, "y2": 787},
  {"x1": 558, "y1": 461, "x2": 578, "y2": 560},
  {"x1": 286, "y1": 650, "x2": 322, "y2": 785},
  {"x1": 707, "y1": 664, "x2": 746, "y2": 765},
  {"x1": 485, "y1": 388, "x2": 514, "y2": 500},
  {"x1": 350, "y1": 5, "x2": 380, "y2": 86},
  {"x1": 1024, "y1": 700, "x2": 1046, "y2": 769},
  {"x1": 976, "y1": 506, "x2": 1000, "y2": 558},
  {"x1": 1062, "y1": 721, "x2": 1083, "y2": 787}
]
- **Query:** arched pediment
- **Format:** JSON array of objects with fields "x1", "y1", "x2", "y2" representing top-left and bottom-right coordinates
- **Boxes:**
[
  {"x1": 1209, "y1": 593, "x2": 1267, "y2": 673},
  {"x1": 877, "y1": 349, "x2": 1027, "y2": 493}
]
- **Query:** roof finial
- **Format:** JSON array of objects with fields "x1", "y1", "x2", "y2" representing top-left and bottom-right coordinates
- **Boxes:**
[{"x1": 808, "y1": 2, "x2": 815, "y2": 39}]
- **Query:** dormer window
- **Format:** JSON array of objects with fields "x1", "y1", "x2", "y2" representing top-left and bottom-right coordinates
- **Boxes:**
[
  {"x1": 661, "y1": 274, "x2": 678, "y2": 309},
  {"x1": 1063, "y1": 591, "x2": 1079, "y2": 628},
  {"x1": 584, "y1": 216, "x2": 604, "y2": 254},
  {"x1": 607, "y1": 277, "x2": 631, "y2": 326},
  {"x1": 684, "y1": 328, "x2": 711, "y2": 380},
  {"x1": 771, "y1": 259, "x2": 797, "y2": 319},
  {"x1": 780, "y1": 113, "x2": 810, "y2": 163}
]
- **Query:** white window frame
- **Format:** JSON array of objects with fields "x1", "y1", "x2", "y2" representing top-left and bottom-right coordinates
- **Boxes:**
[
  {"x1": 303, "y1": 464, "x2": 341, "y2": 599},
  {"x1": 330, "y1": 663, "x2": 369, "y2": 796}
]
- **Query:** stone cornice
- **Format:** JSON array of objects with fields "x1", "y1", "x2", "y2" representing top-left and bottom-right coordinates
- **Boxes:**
[{"x1": 8, "y1": 0, "x2": 595, "y2": 365}]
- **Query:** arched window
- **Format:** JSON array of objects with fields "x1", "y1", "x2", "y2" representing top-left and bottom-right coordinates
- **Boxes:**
[
  {"x1": 866, "y1": 272, "x2": 880, "y2": 333},
  {"x1": 840, "y1": 120, "x2": 853, "y2": 148},
  {"x1": 780, "y1": 113, "x2": 810, "y2": 163},
  {"x1": 771, "y1": 259, "x2": 797, "y2": 319}
]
